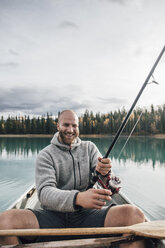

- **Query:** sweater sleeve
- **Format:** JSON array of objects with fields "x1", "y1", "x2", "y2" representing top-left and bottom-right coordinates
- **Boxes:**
[{"x1": 35, "y1": 149, "x2": 79, "y2": 212}]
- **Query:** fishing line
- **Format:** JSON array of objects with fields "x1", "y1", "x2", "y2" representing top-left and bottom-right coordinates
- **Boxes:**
[
  {"x1": 118, "y1": 111, "x2": 143, "y2": 158},
  {"x1": 118, "y1": 73, "x2": 159, "y2": 158}
]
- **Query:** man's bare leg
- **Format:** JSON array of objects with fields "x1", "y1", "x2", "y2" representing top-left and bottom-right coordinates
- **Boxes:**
[
  {"x1": 0, "y1": 209, "x2": 39, "y2": 245},
  {"x1": 104, "y1": 204, "x2": 146, "y2": 248}
]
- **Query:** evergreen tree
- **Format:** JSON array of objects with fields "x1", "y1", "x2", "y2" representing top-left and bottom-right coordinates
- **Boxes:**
[
  {"x1": 25, "y1": 116, "x2": 31, "y2": 134},
  {"x1": 0, "y1": 116, "x2": 5, "y2": 134},
  {"x1": 5, "y1": 116, "x2": 13, "y2": 134},
  {"x1": 31, "y1": 118, "x2": 37, "y2": 134}
]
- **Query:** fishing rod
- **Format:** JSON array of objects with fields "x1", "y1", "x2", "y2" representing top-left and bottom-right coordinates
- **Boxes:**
[
  {"x1": 104, "y1": 45, "x2": 165, "y2": 158},
  {"x1": 90, "y1": 45, "x2": 165, "y2": 189}
]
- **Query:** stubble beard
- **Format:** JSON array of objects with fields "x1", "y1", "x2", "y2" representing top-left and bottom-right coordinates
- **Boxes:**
[{"x1": 59, "y1": 130, "x2": 78, "y2": 145}]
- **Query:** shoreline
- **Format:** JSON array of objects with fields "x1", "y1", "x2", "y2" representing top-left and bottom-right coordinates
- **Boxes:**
[{"x1": 0, "y1": 134, "x2": 165, "y2": 138}]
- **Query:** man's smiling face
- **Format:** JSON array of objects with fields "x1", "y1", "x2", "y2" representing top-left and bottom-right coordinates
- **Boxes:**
[{"x1": 57, "y1": 110, "x2": 79, "y2": 145}]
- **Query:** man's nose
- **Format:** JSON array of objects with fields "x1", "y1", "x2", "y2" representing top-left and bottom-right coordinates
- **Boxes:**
[{"x1": 67, "y1": 125, "x2": 73, "y2": 132}]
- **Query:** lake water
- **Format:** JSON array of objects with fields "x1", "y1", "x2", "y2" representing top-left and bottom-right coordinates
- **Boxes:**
[{"x1": 0, "y1": 136, "x2": 165, "y2": 221}]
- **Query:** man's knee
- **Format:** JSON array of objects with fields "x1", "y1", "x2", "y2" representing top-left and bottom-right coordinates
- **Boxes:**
[
  {"x1": 104, "y1": 204, "x2": 145, "y2": 227},
  {"x1": 121, "y1": 205, "x2": 145, "y2": 225},
  {"x1": 0, "y1": 210, "x2": 17, "y2": 229},
  {"x1": 0, "y1": 209, "x2": 39, "y2": 230}
]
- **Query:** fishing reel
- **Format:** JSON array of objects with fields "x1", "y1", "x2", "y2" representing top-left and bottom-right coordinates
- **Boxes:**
[{"x1": 92, "y1": 170, "x2": 122, "y2": 195}]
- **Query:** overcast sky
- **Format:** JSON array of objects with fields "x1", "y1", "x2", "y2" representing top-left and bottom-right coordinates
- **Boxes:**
[{"x1": 0, "y1": 0, "x2": 165, "y2": 117}]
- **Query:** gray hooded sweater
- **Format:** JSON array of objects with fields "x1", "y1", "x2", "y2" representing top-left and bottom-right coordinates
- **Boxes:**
[{"x1": 36, "y1": 132, "x2": 101, "y2": 212}]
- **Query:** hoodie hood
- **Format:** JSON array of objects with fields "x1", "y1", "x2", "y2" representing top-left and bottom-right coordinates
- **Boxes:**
[{"x1": 51, "y1": 132, "x2": 81, "y2": 150}]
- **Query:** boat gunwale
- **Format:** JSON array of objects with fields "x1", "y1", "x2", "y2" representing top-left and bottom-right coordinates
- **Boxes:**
[{"x1": 7, "y1": 184, "x2": 35, "y2": 210}]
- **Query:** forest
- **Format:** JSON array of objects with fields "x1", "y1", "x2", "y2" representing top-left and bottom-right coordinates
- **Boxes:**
[{"x1": 0, "y1": 104, "x2": 165, "y2": 135}]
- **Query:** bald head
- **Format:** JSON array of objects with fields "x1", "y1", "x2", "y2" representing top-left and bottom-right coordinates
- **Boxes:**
[{"x1": 58, "y1": 110, "x2": 79, "y2": 124}]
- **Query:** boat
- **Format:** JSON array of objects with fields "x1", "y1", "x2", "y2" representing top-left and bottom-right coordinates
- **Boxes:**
[{"x1": 1, "y1": 185, "x2": 165, "y2": 248}]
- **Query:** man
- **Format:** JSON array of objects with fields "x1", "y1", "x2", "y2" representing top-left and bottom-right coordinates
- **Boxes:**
[{"x1": 0, "y1": 110, "x2": 145, "y2": 247}]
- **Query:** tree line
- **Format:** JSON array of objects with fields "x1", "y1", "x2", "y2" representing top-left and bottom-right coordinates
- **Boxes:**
[{"x1": 0, "y1": 104, "x2": 165, "y2": 135}]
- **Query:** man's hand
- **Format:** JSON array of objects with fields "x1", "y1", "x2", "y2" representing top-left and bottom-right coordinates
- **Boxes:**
[
  {"x1": 96, "y1": 157, "x2": 112, "y2": 176},
  {"x1": 75, "y1": 188, "x2": 112, "y2": 209}
]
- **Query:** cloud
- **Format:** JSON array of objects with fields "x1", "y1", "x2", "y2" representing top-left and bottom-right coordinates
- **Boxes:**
[
  {"x1": 0, "y1": 62, "x2": 19, "y2": 67},
  {"x1": 107, "y1": 0, "x2": 127, "y2": 4},
  {"x1": 8, "y1": 49, "x2": 19, "y2": 56},
  {"x1": 99, "y1": 0, "x2": 131, "y2": 5},
  {"x1": 0, "y1": 85, "x2": 88, "y2": 116},
  {"x1": 58, "y1": 21, "x2": 78, "y2": 29},
  {"x1": 97, "y1": 97, "x2": 126, "y2": 105},
  {"x1": 108, "y1": 0, "x2": 141, "y2": 5}
]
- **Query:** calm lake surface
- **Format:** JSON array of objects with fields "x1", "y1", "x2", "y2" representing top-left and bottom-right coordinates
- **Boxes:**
[{"x1": 0, "y1": 136, "x2": 165, "y2": 221}]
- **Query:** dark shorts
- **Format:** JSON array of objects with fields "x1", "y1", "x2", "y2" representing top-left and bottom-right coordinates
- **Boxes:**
[{"x1": 28, "y1": 204, "x2": 115, "y2": 243}]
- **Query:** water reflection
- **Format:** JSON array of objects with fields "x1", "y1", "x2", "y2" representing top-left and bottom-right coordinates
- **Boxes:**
[
  {"x1": 0, "y1": 137, "x2": 51, "y2": 158},
  {"x1": 1, "y1": 137, "x2": 165, "y2": 167},
  {"x1": 83, "y1": 137, "x2": 165, "y2": 168}
]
